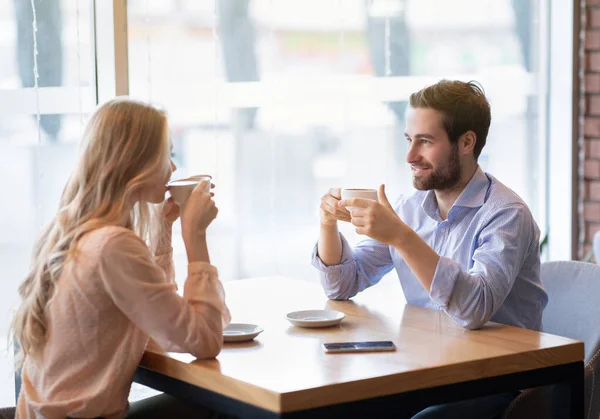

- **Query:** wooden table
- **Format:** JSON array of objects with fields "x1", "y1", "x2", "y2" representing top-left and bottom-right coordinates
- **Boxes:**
[{"x1": 134, "y1": 277, "x2": 584, "y2": 418}]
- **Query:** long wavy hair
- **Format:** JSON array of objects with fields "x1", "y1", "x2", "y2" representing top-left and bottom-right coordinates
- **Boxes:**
[{"x1": 12, "y1": 98, "x2": 171, "y2": 366}]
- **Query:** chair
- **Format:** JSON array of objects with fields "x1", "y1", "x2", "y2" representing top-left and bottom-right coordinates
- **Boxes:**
[
  {"x1": 502, "y1": 261, "x2": 600, "y2": 419},
  {"x1": 0, "y1": 407, "x2": 15, "y2": 419},
  {"x1": 14, "y1": 339, "x2": 21, "y2": 403}
]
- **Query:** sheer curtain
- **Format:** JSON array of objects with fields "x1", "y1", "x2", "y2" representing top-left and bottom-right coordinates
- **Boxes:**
[
  {"x1": 0, "y1": 0, "x2": 549, "y2": 405},
  {"x1": 0, "y1": 0, "x2": 94, "y2": 405},
  {"x1": 127, "y1": 0, "x2": 547, "y2": 286}
]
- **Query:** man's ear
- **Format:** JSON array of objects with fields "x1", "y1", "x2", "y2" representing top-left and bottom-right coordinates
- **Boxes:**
[{"x1": 460, "y1": 130, "x2": 477, "y2": 156}]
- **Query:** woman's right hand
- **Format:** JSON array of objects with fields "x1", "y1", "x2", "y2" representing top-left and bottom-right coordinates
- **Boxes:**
[
  {"x1": 181, "y1": 180, "x2": 218, "y2": 243},
  {"x1": 319, "y1": 188, "x2": 351, "y2": 226}
]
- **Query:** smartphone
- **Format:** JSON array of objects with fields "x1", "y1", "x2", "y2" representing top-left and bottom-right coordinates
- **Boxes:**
[{"x1": 322, "y1": 340, "x2": 396, "y2": 353}]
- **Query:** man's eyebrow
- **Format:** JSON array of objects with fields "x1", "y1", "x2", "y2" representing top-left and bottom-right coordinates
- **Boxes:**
[{"x1": 405, "y1": 133, "x2": 435, "y2": 139}]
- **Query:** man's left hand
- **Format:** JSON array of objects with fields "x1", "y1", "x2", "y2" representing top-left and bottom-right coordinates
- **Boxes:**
[{"x1": 338, "y1": 184, "x2": 406, "y2": 246}]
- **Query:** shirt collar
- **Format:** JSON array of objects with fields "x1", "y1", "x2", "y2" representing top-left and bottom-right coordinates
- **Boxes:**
[
  {"x1": 452, "y1": 166, "x2": 489, "y2": 209},
  {"x1": 421, "y1": 166, "x2": 490, "y2": 221}
]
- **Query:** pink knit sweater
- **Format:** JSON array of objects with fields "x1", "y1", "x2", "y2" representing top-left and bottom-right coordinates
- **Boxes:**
[{"x1": 16, "y1": 226, "x2": 230, "y2": 419}]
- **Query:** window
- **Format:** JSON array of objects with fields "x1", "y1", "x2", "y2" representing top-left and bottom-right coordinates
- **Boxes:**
[
  {"x1": 0, "y1": 0, "x2": 95, "y2": 405},
  {"x1": 0, "y1": 0, "x2": 576, "y2": 405},
  {"x1": 127, "y1": 0, "x2": 549, "y2": 286}
]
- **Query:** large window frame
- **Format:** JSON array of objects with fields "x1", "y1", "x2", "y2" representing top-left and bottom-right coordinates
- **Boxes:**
[
  {"x1": 546, "y1": 0, "x2": 579, "y2": 260},
  {"x1": 103, "y1": 0, "x2": 578, "y2": 260},
  {"x1": 0, "y1": 0, "x2": 580, "y2": 406},
  {"x1": 0, "y1": 0, "x2": 577, "y2": 261}
]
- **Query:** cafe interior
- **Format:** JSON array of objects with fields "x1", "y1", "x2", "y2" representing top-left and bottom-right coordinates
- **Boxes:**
[{"x1": 0, "y1": 0, "x2": 598, "y2": 418}]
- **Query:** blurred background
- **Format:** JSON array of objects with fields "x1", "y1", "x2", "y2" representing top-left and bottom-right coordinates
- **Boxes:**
[{"x1": 0, "y1": 0, "x2": 556, "y2": 404}]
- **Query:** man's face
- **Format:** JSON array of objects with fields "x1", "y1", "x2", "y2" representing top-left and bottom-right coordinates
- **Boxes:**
[{"x1": 404, "y1": 107, "x2": 462, "y2": 191}]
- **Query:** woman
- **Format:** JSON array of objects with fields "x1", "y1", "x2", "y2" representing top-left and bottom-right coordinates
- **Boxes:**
[{"x1": 11, "y1": 98, "x2": 231, "y2": 418}]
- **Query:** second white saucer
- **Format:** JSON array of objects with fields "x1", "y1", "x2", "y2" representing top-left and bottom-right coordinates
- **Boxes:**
[{"x1": 285, "y1": 310, "x2": 345, "y2": 328}]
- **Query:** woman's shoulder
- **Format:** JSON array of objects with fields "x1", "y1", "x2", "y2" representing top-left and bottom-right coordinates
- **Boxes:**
[{"x1": 80, "y1": 225, "x2": 144, "y2": 255}]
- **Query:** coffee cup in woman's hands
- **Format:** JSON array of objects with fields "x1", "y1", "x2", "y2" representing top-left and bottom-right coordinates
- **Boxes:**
[{"x1": 167, "y1": 174, "x2": 212, "y2": 206}]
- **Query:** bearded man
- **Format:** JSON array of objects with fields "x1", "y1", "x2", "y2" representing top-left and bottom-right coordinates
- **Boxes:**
[{"x1": 312, "y1": 80, "x2": 548, "y2": 419}]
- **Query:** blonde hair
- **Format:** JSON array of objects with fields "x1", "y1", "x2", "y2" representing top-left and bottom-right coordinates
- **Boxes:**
[{"x1": 12, "y1": 98, "x2": 170, "y2": 366}]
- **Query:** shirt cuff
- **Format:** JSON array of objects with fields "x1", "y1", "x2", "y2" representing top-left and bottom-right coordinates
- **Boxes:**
[
  {"x1": 428, "y1": 256, "x2": 461, "y2": 309},
  {"x1": 153, "y1": 247, "x2": 173, "y2": 264},
  {"x1": 188, "y1": 261, "x2": 218, "y2": 277},
  {"x1": 311, "y1": 232, "x2": 354, "y2": 271},
  {"x1": 185, "y1": 262, "x2": 230, "y2": 327}
]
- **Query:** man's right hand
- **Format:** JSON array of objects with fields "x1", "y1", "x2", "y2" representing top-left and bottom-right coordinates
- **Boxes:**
[{"x1": 319, "y1": 188, "x2": 351, "y2": 226}]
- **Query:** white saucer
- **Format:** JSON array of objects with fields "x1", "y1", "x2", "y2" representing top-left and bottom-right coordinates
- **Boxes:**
[
  {"x1": 285, "y1": 310, "x2": 345, "y2": 328},
  {"x1": 223, "y1": 323, "x2": 263, "y2": 343}
]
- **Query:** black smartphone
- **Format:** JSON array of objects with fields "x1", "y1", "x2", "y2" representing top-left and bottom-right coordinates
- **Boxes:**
[{"x1": 322, "y1": 340, "x2": 396, "y2": 353}]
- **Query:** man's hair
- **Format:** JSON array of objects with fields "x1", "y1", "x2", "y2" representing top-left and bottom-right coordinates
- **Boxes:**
[{"x1": 409, "y1": 80, "x2": 491, "y2": 159}]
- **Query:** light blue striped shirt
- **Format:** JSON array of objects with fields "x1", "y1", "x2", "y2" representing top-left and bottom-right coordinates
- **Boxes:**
[{"x1": 312, "y1": 167, "x2": 548, "y2": 331}]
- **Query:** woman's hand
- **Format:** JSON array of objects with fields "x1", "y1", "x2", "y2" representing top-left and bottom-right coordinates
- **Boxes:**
[
  {"x1": 161, "y1": 196, "x2": 181, "y2": 225},
  {"x1": 150, "y1": 197, "x2": 180, "y2": 256},
  {"x1": 180, "y1": 180, "x2": 218, "y2": 263},
  {"x1": 181, "y1": 180, "x2": 218, "y2": 237}
]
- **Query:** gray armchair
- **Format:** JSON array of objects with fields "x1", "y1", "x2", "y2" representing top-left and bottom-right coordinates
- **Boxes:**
[
  {"x1": 0, "y1": 341, "x2": 20, "y2": 418},
  {"x1": 0, "y1": 407, "x2": 15, "y2": 419},
  {"x1": 502, "y1": 261, "x2": 600, "y2": 419}
]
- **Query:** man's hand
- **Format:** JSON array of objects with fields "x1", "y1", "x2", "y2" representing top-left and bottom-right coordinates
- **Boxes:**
[
  {"x1": 338, "y1": 184, "x2": 406, "y2": 246},
  {"x1": 320, "y1": 188, "x2": 351, "y2": 226}
]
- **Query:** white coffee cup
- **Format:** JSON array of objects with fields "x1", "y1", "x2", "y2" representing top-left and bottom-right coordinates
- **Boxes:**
[
  {"x1": 341, "y1": 188, "x2": 378, "y2": 210},
  {"x1": 168, "y1": 174, "x2": 212, "y2": 206}
]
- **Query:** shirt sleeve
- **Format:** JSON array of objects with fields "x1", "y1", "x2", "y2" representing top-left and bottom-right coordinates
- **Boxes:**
[
  {"x1": 98, "y1": 230, "x2": 231, "y2": 359},
  {"x1": 153, "y1": 247, "x2": 175, "y2": 287},
  {"x1": 311, "y1": 232, "x2": 394, "y2": 300},
  {"x1": 428, "y1": 204, "x2": 538, "y2": 330},
  {"x1": 150, "y1": 226, "x2": 176, "y2": 286}
]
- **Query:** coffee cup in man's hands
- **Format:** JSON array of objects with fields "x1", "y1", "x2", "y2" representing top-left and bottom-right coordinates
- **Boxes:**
[{"x1": 340, "y1": 188, "x2": 378, "y2": 211}]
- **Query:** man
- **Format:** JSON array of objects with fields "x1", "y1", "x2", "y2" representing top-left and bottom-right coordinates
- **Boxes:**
[{"x1": 312, "y1": 80, "x2": 548, "y2": 418}]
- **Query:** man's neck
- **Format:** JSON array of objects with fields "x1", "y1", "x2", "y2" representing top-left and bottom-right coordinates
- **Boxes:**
[{"x1": 434, "y1": 164, "x2": 479, "y2": 220}]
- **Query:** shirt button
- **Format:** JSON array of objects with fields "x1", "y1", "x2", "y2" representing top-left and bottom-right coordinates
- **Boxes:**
[{"x1": 441, "y1": 228, "x2": 446, "y2": 233}]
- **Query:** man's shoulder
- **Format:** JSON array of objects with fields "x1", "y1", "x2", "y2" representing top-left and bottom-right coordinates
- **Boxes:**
[
  {"x1": 484, "y1": 174, "x2": 533, "y2": 215},
  {"x1": 482, "y1": 175, "x2": 540, "y2": 240}
]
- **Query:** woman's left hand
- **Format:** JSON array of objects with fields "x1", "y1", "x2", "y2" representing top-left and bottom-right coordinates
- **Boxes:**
[
  {"x1": 161, "y1": 196, "x2": 181, "y2": 225},
  {"x1": 151, "y1": 197, "x2": 180, "y2": 256}
]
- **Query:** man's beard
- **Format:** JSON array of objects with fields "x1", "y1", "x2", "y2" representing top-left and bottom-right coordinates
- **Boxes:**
[{"x1": 412, "y1": 145, "x2": 462, "y2": 191}]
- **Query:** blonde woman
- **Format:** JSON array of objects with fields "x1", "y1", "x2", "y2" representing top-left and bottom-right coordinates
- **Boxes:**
[{"x1": 11, "y1": 98, "x2": 231, "y2": 419}]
